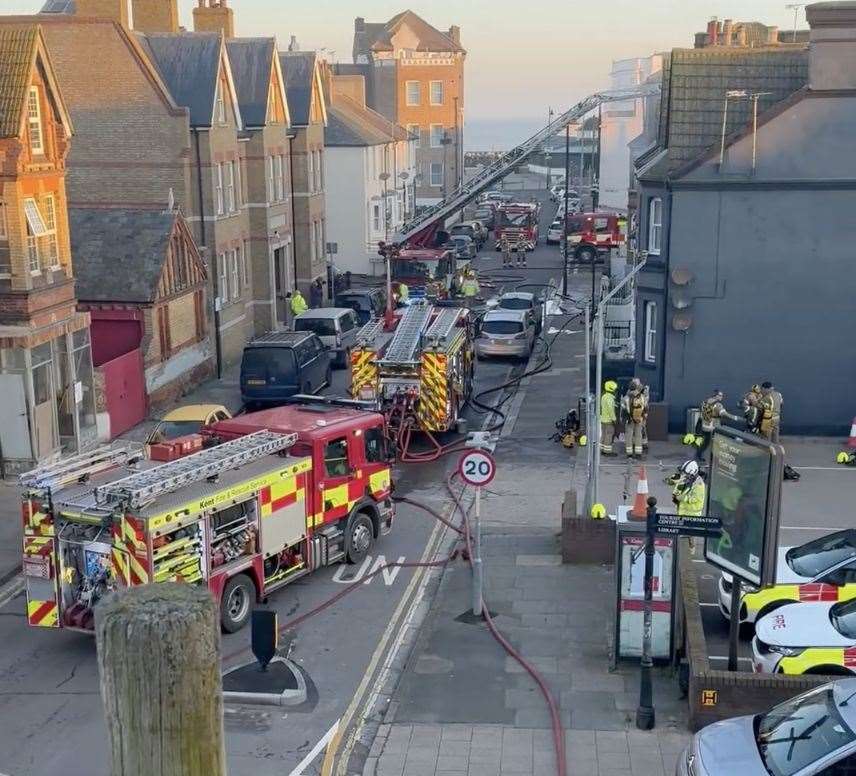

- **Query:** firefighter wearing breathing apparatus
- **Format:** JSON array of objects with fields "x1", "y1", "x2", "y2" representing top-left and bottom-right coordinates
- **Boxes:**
[
  {"x1": 600, "y1": 380, "x2": 618, "y2": 456},
  {"x1": 683, "y1": 390, "x2": 742, "y2": 460},
  {"x1": 622, "y1": 378, "x2": 648, "y2": 458}
]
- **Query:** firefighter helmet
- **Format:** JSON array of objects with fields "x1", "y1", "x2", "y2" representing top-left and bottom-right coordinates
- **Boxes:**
[{"x1": 604, "y1": 380, "x2": 617, "y2": 394}]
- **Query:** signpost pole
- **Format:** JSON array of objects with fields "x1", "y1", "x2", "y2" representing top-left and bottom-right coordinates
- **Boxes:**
[
  {"x1": 472, "y1": 486, "x2": 483, "y2": 617},
  {"x1": 636, "y1": 496, "x2": 657, "y2": 731},
  {"x1": 727, "y1": 579, "x2": 742, "y2": 672}
]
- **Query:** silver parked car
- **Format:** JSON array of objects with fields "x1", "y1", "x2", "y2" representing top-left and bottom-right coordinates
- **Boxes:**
[
  {"x1": 293, "y1": 307, "x2": 359, "y2": 368},
  {"x1": 495, "y1": 291, "x2": 544, "y2": 334},
  {"x1": 476, "y1": 309, "x2": 535, "y2": 361},
  {"x1": 676, "y1": 679, "x2": 856, "y2": 775}
]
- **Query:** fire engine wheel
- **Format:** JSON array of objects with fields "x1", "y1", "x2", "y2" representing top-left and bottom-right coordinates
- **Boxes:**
[
  {"x1": 220, "y1": 574, "x2": 254, "y2": 633},
  {"x1": 576, "y1": 245, "x2": 597, "y2": 264},
  {"x1": 346, "y1": 512, "x2": 375, "y2": 564}
]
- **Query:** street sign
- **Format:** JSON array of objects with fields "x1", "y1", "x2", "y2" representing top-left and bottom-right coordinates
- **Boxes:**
[
  {"x1": 651, "y1": 513, "x2": 722, "y2": 538},
  {"x1": 326, "y1": 242, "x2": 338, "y2": 255},
  {"x1": 704, "y1": 427, "x2": 785, "y2": 588},
  {"x1": 458, "y1": 450, "x2": 496, "y2": 487}
]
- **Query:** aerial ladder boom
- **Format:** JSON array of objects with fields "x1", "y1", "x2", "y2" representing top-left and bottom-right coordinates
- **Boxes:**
[{"x1": 392, "y1": 84, "x2": 660, "y2": 246}]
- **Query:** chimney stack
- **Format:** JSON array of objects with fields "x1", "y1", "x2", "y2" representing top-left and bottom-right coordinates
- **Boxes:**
[
  {"x1": 707, "y1": 18, "x2": 719, "y2": 46},
  {"x1": 722, "y1": 19, "x2": 733, "y2": 46},
  {"x1": 766, "y1": 25, "x2": 779, "y2": 44},
  {"x1": 75, "y1": 0, "x2": 129, "y2": 26},
  {"x1": 736, "y1": 25, "x2": 748, "y2": 46},
  {"x1": 288, "y1": 35, "x2": 300, "y2": 52},
  {"x1": 448, "y1": 25, "x2": 461, "y2": 46},
  {"x1": 192, "y1": 0, "x2": 234, "y2": 38},
  {"x1": 694, "y1": 32, "x2": 707, "y2": 48},
  {"x1": 131, "y1": 0, "x2": 179, "y2": 33},
  {"x1": 355, "y1": 17, "x2": 365, "y2": 32},
  {"x1": 806, "y1": 2, "x2": 856, "y2": 90}
]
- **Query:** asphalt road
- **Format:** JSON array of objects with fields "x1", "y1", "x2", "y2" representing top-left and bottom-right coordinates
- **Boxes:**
[{"x1": 0, "y1": 188, "x2": 569, "y2": 776}]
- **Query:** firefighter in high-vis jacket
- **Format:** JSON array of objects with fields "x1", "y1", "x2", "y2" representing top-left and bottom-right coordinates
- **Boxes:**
[
  {"x1": 759, "y1": 381, "x2": 783, "y2": 442},
  {"x1": 600, "y1": 380, "x2": 618, "y2": 456},
  {"x1": 501, "y1": 236, "x2": 512, "y2": 269},
  {"x1": 742, "y1": 385, "x2": 763, "y2": 434},
  {"x1": 672, "y1": 460, "x2": 706, "y2": 550},
  {"x1": 622, "y1": 378, "x2": 648, "y2": 458}
]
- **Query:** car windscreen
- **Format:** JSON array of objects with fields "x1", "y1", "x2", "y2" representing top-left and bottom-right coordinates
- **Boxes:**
[
  {"x1": 567, "y1": 216, "x2": 588, "y2": 233},
  {"x1": 499, "y1": 298, "x2": 532, "y2": 311},
  {"x1": 242, "y1": 347, "x2": 297, "y2": 381},
  {"x1": 451, "y1": 226, "x2": 473, "y2": 237},
  {"x1": 787, "y1": 531, "x2": 856, "y2": 578},
  {"x1": 295, "y1": 318, "x2": 338, "y2": 337},
  {"x1": 151, "y1": 420, "x2": 202, "y2": 441},
  {"x1": 338, "y1": 296, "x2": 372, "y2": 312},
  {"x1": 831, "y1": 599, "x2": 856, "y2": 638},
  {"x1": 756, "y1": 686, "x2": 855, "y2": 776},
  {"x1": 482, "y1": 320, "x2": 524, "y2": 335}
]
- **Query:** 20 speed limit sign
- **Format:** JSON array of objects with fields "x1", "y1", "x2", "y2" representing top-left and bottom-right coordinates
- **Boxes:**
[{"x1": 458, "y1": 450, "x2": 497, "y2": 487}]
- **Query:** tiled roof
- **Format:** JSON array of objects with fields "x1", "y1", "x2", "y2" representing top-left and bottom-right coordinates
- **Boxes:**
[
  {"x1": 356, "y1": 10, "x2": 463, "y2": 54},
  {"x1": 226, "y1": 37, "x2": 275, "y2": 128},
  {"x1": 69, "y1": 208, "x2": 177, "y2": 303},
  {"x1": 0, "y1": 25, "x2": 38, "y2": 138},
  {"x1": 645, "y1": 45, "x2": 808, "y2": 179},
  {"x1": 138, "y1": 32, "x2": 221, "y2": 127},
  {"x1": 280, "y1": 50, "x2": 316, "y2": 126}
]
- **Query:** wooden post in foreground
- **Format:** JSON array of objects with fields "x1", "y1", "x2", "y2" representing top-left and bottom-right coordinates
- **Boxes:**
[{"x1": 96, "y1": 583, "x2": 226, "y2": 776}]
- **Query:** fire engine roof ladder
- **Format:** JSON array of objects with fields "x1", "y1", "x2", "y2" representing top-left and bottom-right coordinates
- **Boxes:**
[
  {"x1": 19, "y1": 444, "x2": 144, "y2": 493},
  {"x1": 381, "y1": 303, "x2": 434, "y2": 364},
  {"x1": 392, "y1": 84, "x2": 660, "y2": 247},
  {"x1": 356, "y1": 317, "x2": 385, "y2": 346},
  {"x1": 94, "y1": 430, "x2": 298, "y2": 510},
  {"x1": 425, "y1": 307, "x2": 461, "y2": 346}
]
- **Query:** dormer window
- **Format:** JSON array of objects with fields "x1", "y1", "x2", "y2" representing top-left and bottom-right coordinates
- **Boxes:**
[{"x1": 27, "y1": 86, "x2": 44, "y2": 155}]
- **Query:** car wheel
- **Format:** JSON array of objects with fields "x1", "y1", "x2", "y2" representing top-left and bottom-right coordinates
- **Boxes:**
[
  {"x1": 338, "y1": 347, "x2": 351, "y2": 369},
  {"x1": 804, "y1": 665, "x2": 853, "y2": 676},
  {"x1": 346, "y1": 512, "x2": 375, "y2": 564},
  {"x1": 220, "y1": 573, "x2": 254, "y2": 633},
  {"x1": 755, "y1": 601, "x2": 790, "y2": 623}
]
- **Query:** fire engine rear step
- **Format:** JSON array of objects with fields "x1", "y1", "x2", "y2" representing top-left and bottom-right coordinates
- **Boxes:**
[{"x1": 95, "y1": 430, "x2": 297, "y2": 509}]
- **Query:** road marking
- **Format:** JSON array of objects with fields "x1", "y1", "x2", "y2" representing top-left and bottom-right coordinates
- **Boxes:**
[
  {"x1": 0, "y1": 575, "x2": 24, "y2": 609},
  {"x1": 330, "y1": 555, "x2": 406, "y2": 586},
  {"x1": 791, "y1": 466, "x2": 855, "y2": 471},
  {"x1": 708, "y1": 656, "x2": 752, "y2": 664},
  {"x1": 289, "y1": 719, "x2": 339, "y2": 776},
  {"x1": 781, "y1": 525, "x2": 851, "y2": 531},
  {"x1": 699, "y1": 602, "x2": 720, "y2": 608}
]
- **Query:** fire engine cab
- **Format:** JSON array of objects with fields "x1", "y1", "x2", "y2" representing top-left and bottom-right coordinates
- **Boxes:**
[
  {"x1": 494, "y1": 202, "x2": 540, "y2": 250},
  {"x1": 20, "y1": 404, "x2": 394, "y2": 634},
  {"x1": 566, "y1": 212, "x2": 625, "y2": 263}
]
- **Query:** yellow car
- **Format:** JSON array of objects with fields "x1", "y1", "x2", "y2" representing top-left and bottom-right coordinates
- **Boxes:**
[{"x1": 146, "y1": 404, "x2": 232, "y2": 444}]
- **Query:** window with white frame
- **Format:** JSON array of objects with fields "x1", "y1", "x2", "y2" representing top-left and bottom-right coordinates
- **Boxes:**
[
  {"x1": 215, "y1": 163, "x2": 224, "y2": 216},
  {"x1": 229, "y1": 249, "x2": 240, "y2": 300},
  {"x1": 309, "y1": 221, "x2": 316, "y2": 263},
  {"x1": 318, "y1": 150, "x2": 324, "y2": 192},
  {"x1": 429, "y1": 80, "x2": 443, "y2": 106},
  {"x1": 23, "y1": 197, "x2": 46, "y2": 273},
  {"x1": 280, "y1": 154, "x2": 288, "y2": 199},
  {"x1": 274, "y1": 155, "x2": 284, "y2": 201},
  {"x1": 42, "y1": 194, "x2": 59, "y2": 269},
  {"x1": 648, "y1": 197, "x2": 662, "y2": 255},
  {"x1": 405, "y1": 80, "x2": 420, "y2": 106},
  {"x1": 241, "y1": 240, "x2": 250, "y2": 287},
  {"x1": 225, "y1": 162, "x2": 235, "y2": 214},
  {"x1": 0, "y1": 201, "x2": 6, "y2": 240},
  {"x1": 407, "y1": 124, "x2": 420, "y2": 148},
  {"x1": 266, "y1": 156, "x2": 275, "y2": 203},
  {"x1": 234, "y1": 159, "x2": 242, "y2": 209},
  {"x1": 26, "y1": 223, "x2": 40, "y2": 273},
  {"x1": 218, "y1": 252, "x2": 228, "y2": 303},
  {"x1": 27, "y1": 86, "x2": 44, "y2": 155},
  {"x1": 371, "y1": 203, "x2": 381, "y2": 233},
  {"x1": 429, "y1": 162, "x2": 443, "y2": 187},
  {"x1": 308, "y1": 151, "x2": 315, "y2": 194},
  {"x1": 216, "y1": 83, "x2": 226, "y2": 125},
  {"x1": 429, "y1": 124, "x2": 444, "y2": 148},
  {"x1": 644, "y1": 301, "x2": 657, "y2": 364}
]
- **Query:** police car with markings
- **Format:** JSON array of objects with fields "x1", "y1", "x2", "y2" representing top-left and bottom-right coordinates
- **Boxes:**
[
  {"x1": 753, "y1": 598, "x2": 856, "y2": 676},
  {"x1": 718, "y1": 530, "x2": 856, "y2": 630}
]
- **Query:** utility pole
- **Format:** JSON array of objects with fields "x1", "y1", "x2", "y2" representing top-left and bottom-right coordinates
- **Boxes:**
[
  {"x1": 786, "y1": 4, "x2": 805, "y2": 42},
  {"x1": 96, "y1": 583, "x2": 226, "y2": 776},
  {"x1": 636, "y1": 496, "x2": 657, "y2": 730},
  {"x1": 562, "y1": 122, "x2": 571, "y2": 296}
]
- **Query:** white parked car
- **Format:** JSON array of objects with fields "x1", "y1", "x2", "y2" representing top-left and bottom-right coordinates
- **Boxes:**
[{"x1": 546, "y1": 220, "x2": 564, "y2": 244}]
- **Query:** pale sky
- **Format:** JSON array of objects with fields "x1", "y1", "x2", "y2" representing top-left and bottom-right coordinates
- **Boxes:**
[{"x1": 6, "y1": 0, "x2": 808, "y2": 122}]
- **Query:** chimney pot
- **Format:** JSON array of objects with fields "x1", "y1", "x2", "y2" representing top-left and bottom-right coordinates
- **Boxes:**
[
  {"x1": 736, "y1": 26, "x2": 748, "y2": 46},
  {"x1": 706, "y1": 19, "x2": 719, "y2": 46},
  {"x1": 355, "y1": 16, "x2": 365, "y2": 32},
  {"x1": 192, "y1": 0, "x2": 234, "y2": 37},
  {"x1": 448, "y1": 25, "x2": 461, "y2": 46},
  {"x1": 288, "y1": 35, "x2": 299, "y2": 52},
  {"x1": 722, "y1": 19, "x2": 733, "y2": 46},
  {"x1": 766, "y1": 25, "x2": 779, "y2": 45}
]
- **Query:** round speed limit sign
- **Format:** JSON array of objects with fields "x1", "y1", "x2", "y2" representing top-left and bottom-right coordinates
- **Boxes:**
[{"x1": 459, "y1": 450, "x2": 497, "y2": 487}]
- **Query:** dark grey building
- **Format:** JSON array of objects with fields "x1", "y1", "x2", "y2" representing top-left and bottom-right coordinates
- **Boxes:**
[{"x1": 634, "y1": 5, "x2": 855, "y2": 435}]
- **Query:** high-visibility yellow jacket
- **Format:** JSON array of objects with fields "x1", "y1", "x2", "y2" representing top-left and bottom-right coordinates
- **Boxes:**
[
  {"x1": 674, "y1": 479, "x2": 706, "y2": 517},
  {"x1": 600, "y1": 392, "x2": 616, "y2": 424},
  {"x1": 462, "y1": 278, "x2": 479, "y2": 297},
  {"x1": 291, "y1": 293, "x2": 308, "y2": 315}
]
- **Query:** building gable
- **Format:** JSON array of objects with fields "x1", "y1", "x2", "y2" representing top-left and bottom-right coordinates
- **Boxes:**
[{"x1": 156, "y1": 215, "x2": 207, "y2": 302}]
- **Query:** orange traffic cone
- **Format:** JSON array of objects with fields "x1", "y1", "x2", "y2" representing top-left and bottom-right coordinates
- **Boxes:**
[
  {"x1": 630, "y1": 465, "x2": 649, "y2": 521},
  {"x1": 848, "y1": 418, "x2": 856, "y2": 450}
]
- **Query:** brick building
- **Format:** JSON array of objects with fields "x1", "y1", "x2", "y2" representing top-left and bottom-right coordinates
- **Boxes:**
[
  {"x1": 70, "y1": 208, "x2": 211, "y2": 429},
  {"x1": 350, "y1": 11, "x2": 465, "y2": 206},
  {"x1": 226, "y1": 37, "x2": 294, "y2": 331},
  {"x1": 280, "y1": 44, "x2": 328, "y2": 298},
  {"x1": 0, "y1": 24, "x2": 96, "y2": 473}
]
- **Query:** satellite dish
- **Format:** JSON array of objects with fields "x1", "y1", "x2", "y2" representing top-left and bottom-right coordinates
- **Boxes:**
[
  {"x1": 379, "y1": 172, "x2": 391, "y2": 181},
  {"x1": 672, "y1": 312, "x2": 693, "y2": 332},
  {"x1": 670, "y1": 290, "x2": 693, "y2": 310},
  {"x1": 670, "y1": 267, "x2": 693, "y2": 286}
]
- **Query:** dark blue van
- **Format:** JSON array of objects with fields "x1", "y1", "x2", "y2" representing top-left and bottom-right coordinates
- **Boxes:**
[{"x1": 240, "y1": 331, "x2": 331, "y2": 407}]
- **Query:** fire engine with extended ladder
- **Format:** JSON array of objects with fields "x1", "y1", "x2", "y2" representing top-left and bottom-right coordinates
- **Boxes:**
[{"x1": 21, "y1": 402, "x2": 395, "y2": 634}]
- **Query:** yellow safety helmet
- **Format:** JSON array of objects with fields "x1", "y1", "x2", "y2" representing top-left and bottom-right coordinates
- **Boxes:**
[
  {"x1": 578, "y1": 434, "x2": 588, "y2": 447},
  {"x1": 694, "y1": 436, "x2": 705, "y2": 447},
  {"x1": 604, "y1": 380, "x2": 618, "y2": 394},
  {"x1": 590, "y1": 503, "x2": 607, "y2": 520},
  {"x1": 682, "y1": 433, "x2": 695, "y2": 445},
  {"x1": 837, "y1": 451, "x2": 854, "y2": 465}
]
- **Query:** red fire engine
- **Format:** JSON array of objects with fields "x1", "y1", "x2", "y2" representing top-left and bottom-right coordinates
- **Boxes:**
[
  {"x1": 20, "y1": 403, "x2": 394, "y2": 634},
  {"x1": 494, "y1": 202, "x2": 540, "y2": 250},
  {"x1": 566, "y1": 212, "x2": 625, "y2": 263}
]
